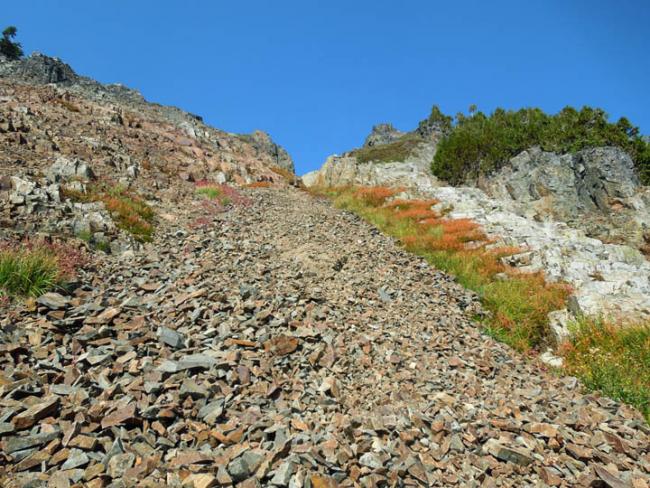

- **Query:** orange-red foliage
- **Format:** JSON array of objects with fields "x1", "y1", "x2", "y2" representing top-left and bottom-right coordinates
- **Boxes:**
[{"x1": 354, "y1": 186, "x2": 399, "y2": 206}]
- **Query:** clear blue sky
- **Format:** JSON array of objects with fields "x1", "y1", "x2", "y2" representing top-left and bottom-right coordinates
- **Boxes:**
[{"x1": 5, "y1": 1, "x2": 650, "y2": 174}]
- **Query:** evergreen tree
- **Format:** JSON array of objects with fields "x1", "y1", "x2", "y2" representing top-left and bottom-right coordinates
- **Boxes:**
[{"x1": 0, "y1": 26, "x2": 24, "y2": 60}]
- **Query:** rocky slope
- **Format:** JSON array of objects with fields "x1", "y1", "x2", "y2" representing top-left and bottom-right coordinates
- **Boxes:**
[
  {"x1": 1, "y1": 54, "x2": 649, "y2": 486},
  {"x1": 304, "y1": 122, "x2": 650, "y2": 329},
  {"x1": 2, "y1": 188, "x2": 649, "y2": 486},
  {"x1": 0, "y1": 53, "x2": 296, "y2": 252}
]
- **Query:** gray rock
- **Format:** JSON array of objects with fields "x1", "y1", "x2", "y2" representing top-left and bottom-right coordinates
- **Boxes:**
[
  {"x1": 359, "y1": 452, "x2": 383, "y2": 469},
  {"x1": 483, "y1": 439, "x2": 534, "y2": 466},
  {"x1": 46, "y1": 156, "x2": 95, "y2": 183},
  {"x1": 107, "y1": 452, "x2": 135, "y2": 478},
  {"x1": 3, "y1": 431, "x2": 60, "y2": 454},
  {"x1": 481, "y1": 146, "x2": 650, "y2": 252},
  {"x1": 179, "y1": 378, "x2": 208, "y2": 399},
  {"x1": 198, "y1": 399, "x2": 224, "y2": 424},
  {"x1": 36, "y1": 292, "x2": 70, "y2": 310},
  {"x1": 227, "y1": 451, "x2": 264, "y2": 482},
  {"x1": 61, "y1": 449, "x2": 89, "y2": 470},
  {"x1": 157, "y1": 326, "x2": 185, "y2": 349},
  {"x1": 270, "y1": 461, "x2": 294, "y2": 486},
  {"x1": 157, "y1": 354, "x2": 217, "y2": 373}
]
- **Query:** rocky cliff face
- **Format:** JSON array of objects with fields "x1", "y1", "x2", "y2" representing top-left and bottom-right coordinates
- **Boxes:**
[{"x1": 479, "y1": 146, "x2": 650, "y2": 253}]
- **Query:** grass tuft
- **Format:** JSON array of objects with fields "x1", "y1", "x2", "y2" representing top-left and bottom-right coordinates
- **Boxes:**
[
  {"x1": 561, "y1": 319, "x2": 650, "y2": 422},
  {"x1": 0, "y1": 240, "x2": 88, "y2": 297},
  {"x1": 195, "y1": 180, "x2": 251, "y2": 207}
]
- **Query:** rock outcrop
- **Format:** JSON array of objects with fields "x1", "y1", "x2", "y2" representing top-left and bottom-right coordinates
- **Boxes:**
[
  {"x1": 303, "y1": 154, "x2": 439, "y2": 193},
  {"x1": 0, "y1": 52, "x2": 78, "y2": 85},
  {"x1": 428, "y1": 185, "x2": 650, "y2": 325},
  {"x1": 363, "y1": 123, "x2": 404, "y2": 147},
  {"x1": 303, "y1": 117, "x2": 440, "y2": 189},
  {"x1": 480, "y1": 146, "x2": 650, "y2": 253},
  {"x1": 237, "y1": 130, "x2": 295, "y2": 173}
]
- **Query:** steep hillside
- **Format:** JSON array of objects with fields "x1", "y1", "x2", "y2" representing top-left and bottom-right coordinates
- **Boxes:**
[
  {"x1": 0, "y1": 53, "x2": 297, "y2": 252},
  {"x1": 2, "y1": 186, "x2": 650, "y2": 486},
  {"x1": 0, "y1": 54, "x2": 649, "y2": 487}
]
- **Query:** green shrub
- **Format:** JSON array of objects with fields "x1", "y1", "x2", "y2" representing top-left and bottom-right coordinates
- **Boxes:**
[
  {"x1": 353, "y1": 133, "x2": 424, "y2": 164},
  {"x1": 432, "y1": 106, "x2": 650, "y2": 185}
]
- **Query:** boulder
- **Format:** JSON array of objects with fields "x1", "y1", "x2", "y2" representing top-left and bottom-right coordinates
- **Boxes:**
[{"x1": 46, "y1": 157, "x2": 95, "y2": 183}]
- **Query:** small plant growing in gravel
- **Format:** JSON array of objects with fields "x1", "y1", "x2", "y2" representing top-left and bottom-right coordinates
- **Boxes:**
[
  {"x1": 195, "y1": 180, "x2": 251, "y2": 207},
  {"x1": 0, "y1": 239, "x2": 88, "y2": 297}
]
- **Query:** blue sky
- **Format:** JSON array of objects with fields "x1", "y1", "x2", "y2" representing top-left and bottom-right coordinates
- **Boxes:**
[{"x1": 5, "y1": 1, "x2": 649, "y2": 174}]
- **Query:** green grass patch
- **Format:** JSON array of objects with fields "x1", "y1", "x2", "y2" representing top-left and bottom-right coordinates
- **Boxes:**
[
  {"x1": 0, "y1": 248, "x2": 60, "y2": 297},
  {"x1": 561, "y1": 319, "x2": 650, "y2": 422},
  {"x1": 0, "y1": 240, "x2": 88, "y2": 298},
  {"x1": 353, "y1": 133, "x2": 424, "y2": 164},
  {"x1": 196, "y1": 186, "x2": 222, "y2": 200}
]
